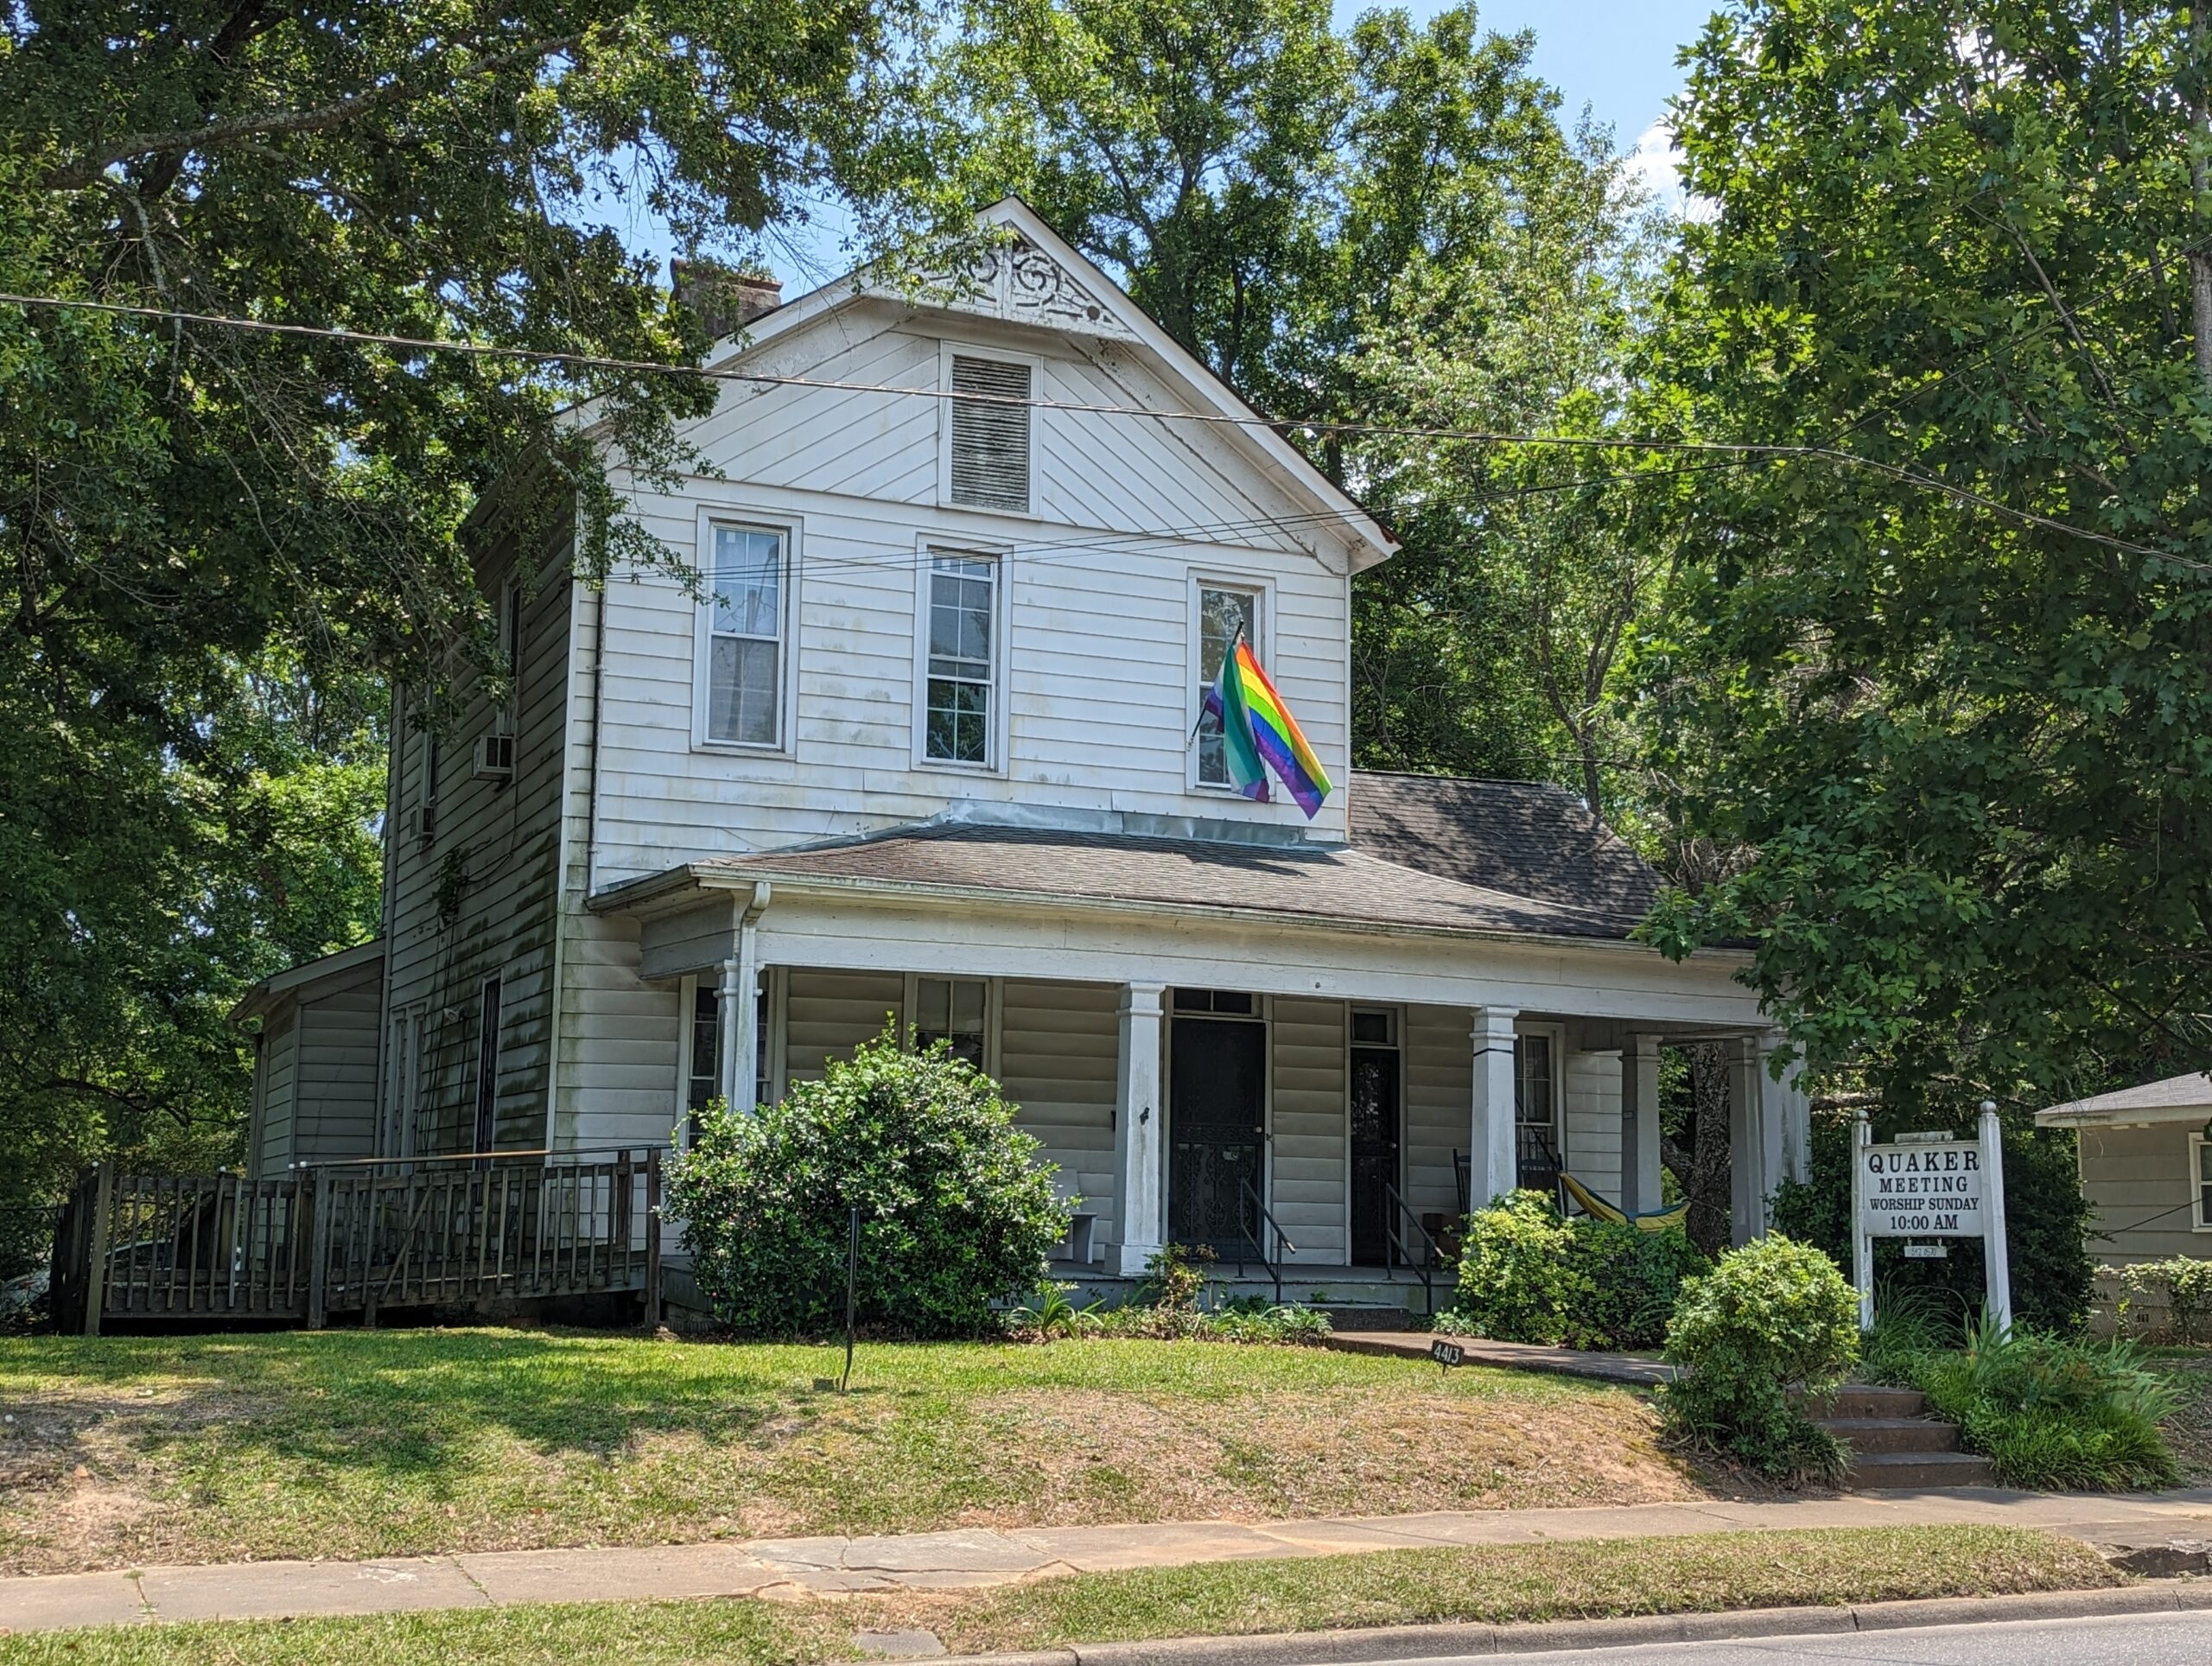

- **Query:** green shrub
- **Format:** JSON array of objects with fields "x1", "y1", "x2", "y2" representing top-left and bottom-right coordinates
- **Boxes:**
[
  {"x1": 1661, "y1": 1235, "x2": 1859, "y2": 1481},
  {"x1": 668, "y1": 1022, "x2": 1069, "y2": 1338},
  {"x1": 1135, "y1": 1243, "x2": 1216, "y2": 1310},
  {"x1": 2116, "y1": 1258, "x2": 2212, "y2": 1345},
  {"x1": 1002, "y1": 1284, "x2": 1333, "y2": 1346},
  {"x1": 1440, "y1": 1190, "x2": 1707, "y2": 1350},
  {"x1": 1908, "y1": 1311, "x2": 2181, "y2": 1490}
]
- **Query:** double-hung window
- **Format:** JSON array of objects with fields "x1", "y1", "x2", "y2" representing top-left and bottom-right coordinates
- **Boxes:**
[
  {"x1": 1194, "y1": 585, "x2": 1258, "y2": 786},
  {"x1": 703, "y1": 523, "x2": 787, "y2": 747},
  {"x1": 914, "y1": 976, "x2": 988, "y2": 1068},
  {"x1": 2195, "y1": 1135, "x2": 2212, "y2": 1231},
  {"x1": 924, "y1": 551, "x2": 998, "y2": 766}
]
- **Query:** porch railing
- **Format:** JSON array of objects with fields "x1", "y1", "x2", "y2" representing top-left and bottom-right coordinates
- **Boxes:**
[
  {"x1": 1235, "y1": 1177, "x2": 1296, "y2": 1306},
  {"x1": 50, "y1": 1149, "x2": 662, "y2": 1336},
  {"x1": 1382, "y1": 1181, "x2": 1445, "y2": 1314}
]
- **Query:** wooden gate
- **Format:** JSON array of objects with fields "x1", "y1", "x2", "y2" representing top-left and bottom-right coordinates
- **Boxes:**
[{"x1": 49, "y1": 1150, "x2": 662, "y2": 1335}]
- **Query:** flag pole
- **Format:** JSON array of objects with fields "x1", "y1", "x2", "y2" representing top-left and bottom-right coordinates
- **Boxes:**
[{"x1": 1186, "y1": 620, "x2": 1247, "y2": 745}]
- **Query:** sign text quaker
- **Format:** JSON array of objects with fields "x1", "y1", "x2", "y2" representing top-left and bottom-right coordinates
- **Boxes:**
[{"x1": 1858, "y1": 1141, "x2": 1986, "y2": 1237}]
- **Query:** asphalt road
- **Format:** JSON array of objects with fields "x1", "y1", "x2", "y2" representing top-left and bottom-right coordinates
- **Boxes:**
[{"x1": 1375, "y1": 1611, "x2": 2212, "y2": 1666}]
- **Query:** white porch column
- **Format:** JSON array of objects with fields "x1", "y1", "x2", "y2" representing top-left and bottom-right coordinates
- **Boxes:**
[
  {"x1": 1622, "y1": 1033, "x2": 1664, "y2": 1214},
  {"x1": 1113, "y1": 982, "x2": 1167, "y2": 1276},
  {"x1": 1728, "y1": 1035, "x2": 1771, "y2": 1244},
  {"x1": 719, "y1": 886, "x2": 772, "y2": 1113},
  {"x1": 1470, "y1": 1007, "x2": 1521, "y2": 1209},
  {"x1": 1770, "y1": 1033, "x2": 1811, "y2": 1186}
]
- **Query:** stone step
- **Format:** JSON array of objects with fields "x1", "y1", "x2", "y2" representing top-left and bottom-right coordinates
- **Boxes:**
[
  {"x1": 1804, "y1": 1383, "x2": 1928, "y2": 1419},
  {"x1": 1817, "y1": 1415, "x2": 1962, "y2": 1455},
  {"x1": 1843, "y1": 1449, "x2": 1998, "y2": 1489}
]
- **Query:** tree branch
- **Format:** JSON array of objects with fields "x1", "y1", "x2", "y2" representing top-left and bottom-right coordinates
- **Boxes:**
[{"x1": 43, "y1": 33, "x2": 583, "y2": 190}]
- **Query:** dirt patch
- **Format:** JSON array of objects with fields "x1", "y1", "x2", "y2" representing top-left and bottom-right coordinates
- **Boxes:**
[{"x1": 949, "y1": 1384, "x2": 1707, "y2": 1526}]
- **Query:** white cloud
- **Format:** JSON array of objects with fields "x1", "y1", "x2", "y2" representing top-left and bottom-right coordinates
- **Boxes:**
[{"x1": 1627, "y1": 120, "x2": 1716, "y2": 224}]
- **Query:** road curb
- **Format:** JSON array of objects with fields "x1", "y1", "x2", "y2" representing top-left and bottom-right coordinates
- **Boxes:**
[{"x1": 945, "y1": 1581, "x2": 2212, "y2": 1664}]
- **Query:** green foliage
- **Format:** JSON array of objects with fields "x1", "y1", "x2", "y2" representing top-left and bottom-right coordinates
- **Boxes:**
[
  {"x1": 1902, "y1": 1311, "x2": 2181, "y2": 1491},
  {"x1": 668, "y1": 1025, "x2": 1070, "y2": 1339},
  {"x1": 1769, "y1": 1110, "x2": 2094, "y2": 1334},
  {"x1": 1642, "y1": 1, "x2": 2212, "y2": 1110},
  {"x1": 2116, "y1": 1258, "x2": 2212, "y2": 1346},
  {"x1": 1004, "y1": 1280, "x2": 1332, "y2": 1346},
  {"x1": 1135, "y1": 1243, "x2": 1217, "y2": 1311},
  {"x1": 1661, "y1": 1236, "x2": 1859, "y2": 1481},
  {"x1": 1441, "y1": 1191, "x2": 1707, "y2": 1350}
]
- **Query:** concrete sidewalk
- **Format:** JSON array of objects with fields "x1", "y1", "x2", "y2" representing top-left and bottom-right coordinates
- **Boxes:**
[{"x1": 8, "y1": 1489, "x2": 2212, "y2": 1635}]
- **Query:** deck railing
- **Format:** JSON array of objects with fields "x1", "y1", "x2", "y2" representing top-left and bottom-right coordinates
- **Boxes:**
[{"x1": 50, "y1": 1149, "x2": 663, "y2": 1335}]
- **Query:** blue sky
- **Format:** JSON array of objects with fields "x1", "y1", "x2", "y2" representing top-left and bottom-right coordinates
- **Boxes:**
[{"x1": 625, "y1": 1, "x2": 1723, "y2": 288}]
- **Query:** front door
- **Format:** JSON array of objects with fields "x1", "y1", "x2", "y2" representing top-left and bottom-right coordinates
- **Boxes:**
[
  {"x1": 1348, "y1": 1045, "x2": 1402, "y2": 1264},
  {"x1": 1168, "y1": 1008, "x2": 1266, "y2": 1255}
]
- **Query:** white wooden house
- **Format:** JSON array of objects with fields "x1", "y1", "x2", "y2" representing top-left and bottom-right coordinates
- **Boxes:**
[{"x1": 238, "y1": 200, "x2": 1807, "y2": 1306}]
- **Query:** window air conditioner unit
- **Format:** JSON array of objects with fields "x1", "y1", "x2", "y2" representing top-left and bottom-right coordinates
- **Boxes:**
[
  {"x1": 404, "y1": 803, "x2": 437, "y2": 847},
  {"x1": 472, "y1": 732, "x2": 515, "y2": 785}
]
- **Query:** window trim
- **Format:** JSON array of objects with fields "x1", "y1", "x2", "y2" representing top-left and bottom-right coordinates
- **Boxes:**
[
  {"x1": 938, "y1": 341, "x2": 1043, "y2": 519},
  {"x1": 690, "y1": 508, "x2": 802, "y2": 756},
  {"x1": 911, "y1": 537, "x2": 1012, "y2": 774},
  {"x1": 2192, "y1": 1132, "x2": 2212, "y2": 1232},
  {"x1": 901, "y1": 972, "x2": 1000, "y2": 1075},
  {"x1": 1513, "y1": 1021, "x2": 1568, "y2": 1173},
  {"x1": 1185, "y1": 572, "x2": 1274, "y2": 795}
]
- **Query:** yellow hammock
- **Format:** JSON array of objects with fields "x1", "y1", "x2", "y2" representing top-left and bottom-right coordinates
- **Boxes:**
[{"x1": 1560, "y1": 1173, "x2": 1691, "y2": 1234}]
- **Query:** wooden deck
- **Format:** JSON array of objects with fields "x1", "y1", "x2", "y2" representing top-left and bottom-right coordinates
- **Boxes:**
[{"x1": 48, "y1": 1150, "x2": 662, "y2": 1334}]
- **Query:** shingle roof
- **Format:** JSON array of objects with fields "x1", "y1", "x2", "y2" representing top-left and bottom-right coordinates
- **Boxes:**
[
  {"x1": 2036, "y1": 1072, "x2": 2212, "y2": 1124},
  {"x1": 678, "y1": 773, "x2": 1665, "y2": 943},
  {"x1": 1349, "y1": 771, "x2": 1663, "y2": 920}
]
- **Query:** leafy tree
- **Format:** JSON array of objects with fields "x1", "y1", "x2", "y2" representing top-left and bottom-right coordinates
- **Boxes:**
[
  {"x1": 0, "y1": 3, "x2": 946, "y2": 1249},
  {"x1": 947, "y1": 0, "x2": 1631, "y2": 783},
  {"x1": 1641, "y1": 1, "x2": 2212, "y2": 1125}
]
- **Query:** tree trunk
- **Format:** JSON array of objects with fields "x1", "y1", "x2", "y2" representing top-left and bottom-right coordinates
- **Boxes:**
[{"x1": 1658, "y1": 1041, "x2": 1736, "y2": 1258}]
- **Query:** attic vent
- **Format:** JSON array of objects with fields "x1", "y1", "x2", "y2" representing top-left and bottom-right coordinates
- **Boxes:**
[{"x1": 948, "y1": 354, "x2": 1032, "y2": 512}]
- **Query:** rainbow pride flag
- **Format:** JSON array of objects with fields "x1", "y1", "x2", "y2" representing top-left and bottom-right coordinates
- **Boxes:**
[{"x1": 1207, "y1": 638, "x2": 1333, "y2": 818}]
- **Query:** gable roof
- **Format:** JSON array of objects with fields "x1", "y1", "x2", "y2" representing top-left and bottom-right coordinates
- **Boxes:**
[
  {"x1": 704, "y1": 198, "x2": 1398, "y2": 573},
  {"x1": 2036, "y1": 1072, "x2": 2212, "y2": 1127}
]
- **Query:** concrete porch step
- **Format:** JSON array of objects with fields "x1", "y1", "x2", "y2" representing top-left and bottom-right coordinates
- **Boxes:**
[
  {"x1": 1820, "y1": 1416, "x2": 1962, "y2": 1455},
  {"x1": 1803, "y1": 1384, "x2": 1928, "y2": 1419},
  {"x1": 1842, "y1": 1449, "x2": 1999, "y2": 1488}
]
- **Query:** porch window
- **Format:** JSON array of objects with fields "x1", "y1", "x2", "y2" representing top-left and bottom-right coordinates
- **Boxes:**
[
  {"x1": 923, "y1": 552, "x2": 998, "y2": 766},
  {"x1": 1173, "y1": 988, "x2": 1255, "y2": 1016},
  {"x1": 1514, "y1": 1034, "x2": 1561, "y2": 1196},
  {"x1": 1194, "y1": 586, "x2": 1258, "y2": 786},
  {"x1": 684, "y1": 982, "x2": 771, "y2": 1141},
  {"x1": 915, "y1": 976, "x2": 988, "y2": 1067},
  {"x1": 704, "y1": 523, "x2": 787, "y2": 747},
  {"x1": 2196, "y1": 1135, "x2": 2212, "y2": 1230}
]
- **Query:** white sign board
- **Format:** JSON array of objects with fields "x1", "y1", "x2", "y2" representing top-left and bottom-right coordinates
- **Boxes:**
[
  {"x1": 1849, "y1": 1107, "x2": 2012, "y2": 1334},
  {"x1": 1859, "y1": 1141, "x2": 1986, "y2": 1237}
]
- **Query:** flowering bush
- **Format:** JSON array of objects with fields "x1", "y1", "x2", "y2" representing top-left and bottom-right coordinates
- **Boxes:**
[{"x1": 667, "y1": 1022, "x2": 1068, "y2": 1338}]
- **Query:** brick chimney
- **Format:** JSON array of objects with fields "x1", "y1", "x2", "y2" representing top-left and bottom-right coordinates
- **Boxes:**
[{"x1": 670, "y1": 258, "x2": 783, "y2": 343}]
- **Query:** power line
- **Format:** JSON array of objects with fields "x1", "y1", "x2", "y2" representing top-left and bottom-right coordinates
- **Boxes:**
[{"x1": 1, "y1": 288, "x2": 2198, "y2": 569}]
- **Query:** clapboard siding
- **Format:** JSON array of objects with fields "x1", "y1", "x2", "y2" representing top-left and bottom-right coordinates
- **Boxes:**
[
  {"x1": 292, "y1": 975, "x2": 382, "y2": 1165},
  {"x1": 2076, "y1": 1124, "x2": 2211, "y2": 1265},
  {"x1": 784, "y1": 970, "x2": 904, "y2": 1081},
  {"x1": 1271, "y1": 997, "x2": 1347, "y2": 1262},
  {"x1": 383, "y1": 535, "x2": 574, "y2": 1155},
  {"x1": 1563, "y1": 1048, "x2": 1623, "y2": 1209},
  {"x1": 999, "y1": 979, "x2": 1119, "y2": 1241},
  {"x1": 257, "y1": 1015, "x2": 297, "y2": 1179},
  {"x1": 581, "y1": 292, "x2": 1356, "y2": 890},
  {"x1": 1403, "y1": 1006, "x2": 1471, "y2": 1221}
]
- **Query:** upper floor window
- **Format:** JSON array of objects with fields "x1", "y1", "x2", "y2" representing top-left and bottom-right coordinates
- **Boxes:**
[
  {"x1": 1194, "y1": 584, "x2": 1258, "y2": 787},
  {"x1": 947, "y1": 353, "x2": 1033, "y2": 512},
  {"x1": 923, "y1": 551, "x2": 999, "y2": 766},
  {"x1": 703, "y1": 522, "x2": 788, "y2": 748},
  {"x1": 2196, "y1": 1135, "x2": 2212, "y2": 1231}
]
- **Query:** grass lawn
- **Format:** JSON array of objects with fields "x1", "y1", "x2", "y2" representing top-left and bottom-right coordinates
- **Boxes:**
[
  {"x1": 0, "y1": 1526, "x2": 2120, "y2": 1665},
  {"x1": 0, "y1": 1329, "x2": 1706, "y2": 1575}
]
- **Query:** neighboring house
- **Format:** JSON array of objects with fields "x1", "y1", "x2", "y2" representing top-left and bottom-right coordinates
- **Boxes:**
[
  {"x1": 2037, "y1": 1073, "x2": 2212, "y2": 1270},
  {"x1": 236, "y1": 200, "x2": 1804, "y2": 1302}
]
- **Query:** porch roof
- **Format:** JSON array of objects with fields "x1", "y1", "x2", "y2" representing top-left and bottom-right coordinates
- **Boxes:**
[{"x1": 625, "y1": 819, "x2": 1655, "y2": 944}]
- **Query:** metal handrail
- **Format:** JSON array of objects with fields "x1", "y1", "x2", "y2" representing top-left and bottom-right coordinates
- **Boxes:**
[
  {"x1": 1236, "y1": 1178, "x2": 1297, "y2": 1306},
  {"x1": 1382, "y1": 1182, "x2": 1444, "y2": 1315}
]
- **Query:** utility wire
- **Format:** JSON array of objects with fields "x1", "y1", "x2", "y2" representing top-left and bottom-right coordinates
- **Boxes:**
[{"x1": 0, "y1": 288, "x2": 2197, "y2": 570}]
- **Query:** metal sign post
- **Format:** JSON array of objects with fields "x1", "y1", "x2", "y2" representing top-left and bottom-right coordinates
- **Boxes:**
[{"x1": 1852, "y1": 1101, "x2": 2012, "y2": 1332}]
